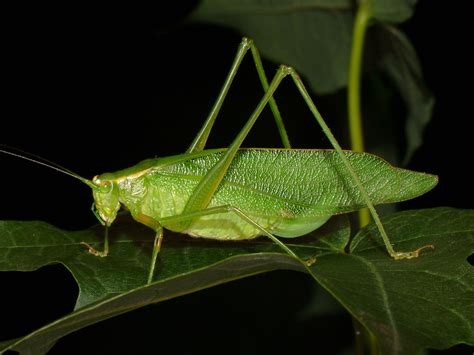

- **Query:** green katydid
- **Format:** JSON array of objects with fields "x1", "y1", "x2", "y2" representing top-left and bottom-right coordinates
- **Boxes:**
[{"x1": 2, "y1": 38, "x2": 437, "y2": 285}]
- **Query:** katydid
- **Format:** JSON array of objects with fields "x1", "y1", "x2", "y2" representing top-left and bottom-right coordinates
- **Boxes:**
[{"x1": 1, "y1": 38, "x2": 437, "y2": 285}]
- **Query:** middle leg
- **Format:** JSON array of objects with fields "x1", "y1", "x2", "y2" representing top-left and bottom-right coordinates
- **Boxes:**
[{"x1": 187, "y1": 37, "x2": 290, "y2": 153}]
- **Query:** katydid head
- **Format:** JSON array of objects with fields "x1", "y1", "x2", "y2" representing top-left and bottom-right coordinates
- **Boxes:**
[{"x1": 92, "y1": 174, "x2": 120, "y2": 227}]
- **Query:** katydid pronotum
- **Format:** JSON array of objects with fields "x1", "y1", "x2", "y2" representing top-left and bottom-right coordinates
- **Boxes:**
[{"x1": 2, "y1": 38, "x2": 437, "y2": 284}]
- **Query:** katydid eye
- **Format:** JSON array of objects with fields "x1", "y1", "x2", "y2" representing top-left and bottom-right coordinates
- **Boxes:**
[{"x1": 99, "y1": 181, "x2": 113, "y2": 192}]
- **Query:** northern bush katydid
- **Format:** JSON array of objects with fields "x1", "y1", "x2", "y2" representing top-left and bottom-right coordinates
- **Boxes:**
[{"x1": 1, "y1": 38, "x2": 437, "y2": 285}]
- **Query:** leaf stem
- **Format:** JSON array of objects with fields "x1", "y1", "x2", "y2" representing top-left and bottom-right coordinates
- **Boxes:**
[
  {"x1": 349, "y1": 2, "x2": 379, "y2": 354},
  {"x1": 348, "y1": 1, "x2": 371, "y2": 227},
  {"x1": 352, "y1": 316, "x2": 379, "y2": 355}
]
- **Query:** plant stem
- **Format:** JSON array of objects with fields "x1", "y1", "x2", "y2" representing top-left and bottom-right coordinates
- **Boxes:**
[
  {"x1": 353, "y1": 316, "x2": 365, "y2": 355},
  {"x1": 353, "y1": 317, "x2": 380, "y2": 355},
  {"x1": 348, "y1": 0, "x2": 371, "y2": 227},
  {"x1": 349, "y1": 2, "x2": 379, "y2": 353}
]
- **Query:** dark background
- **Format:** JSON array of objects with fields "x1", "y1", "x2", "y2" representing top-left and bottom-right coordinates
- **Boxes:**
[{"x1": 1, "y1": 1, "x2": 472, "y2": 354}]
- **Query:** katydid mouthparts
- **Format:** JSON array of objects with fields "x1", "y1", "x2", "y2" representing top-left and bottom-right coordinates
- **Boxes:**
[{"x1": 1, "y1": 38, "x2": 438, "y2": 285}]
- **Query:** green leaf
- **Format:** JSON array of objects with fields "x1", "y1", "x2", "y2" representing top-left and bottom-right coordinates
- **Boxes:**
[
  {"x1": 370, "y1": 0, "x2": 418, "y2": 23},
  {"x1": 313, "y1": 208, "x2": 474, "y2": 354},
  {"x1": 0, "y1": 215, "x2": 345, "y2": 353},
  {"x1": 191, "y1": 0, "x2": 354, "y2": 94},
  {"x1": 368, "y1": 25, "x2": 435, "y2": 165},
  {"x1": 1, "y1": 208, "x2": 472, "y2": 353}
]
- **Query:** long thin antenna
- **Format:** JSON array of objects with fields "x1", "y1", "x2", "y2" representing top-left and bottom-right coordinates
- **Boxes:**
[
  {"x1": 1, "y1": 148, "x2": 97, "y2": 190},
  {"x1": 1, "y1": 144, "x2": 80, "y2": 175}
]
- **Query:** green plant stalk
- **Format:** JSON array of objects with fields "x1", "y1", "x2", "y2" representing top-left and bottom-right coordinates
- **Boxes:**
[
  {"x1": 352, "y1": 317, "x2": 379, "y2": 355},
  {"x1": 348, "y1": 2, "x2": 378, "y2": 354},
  {"x1": 348, "y1": 2, "x2": 371, "y2": 228}
]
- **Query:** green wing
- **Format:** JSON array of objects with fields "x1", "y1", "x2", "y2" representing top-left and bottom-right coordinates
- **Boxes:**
[
  {"x1": 157, "y1": 148, "x2": 437, "y2": 214},
  {"x1": 143, "y1": 149, "x2": 437, "y2": 239}
]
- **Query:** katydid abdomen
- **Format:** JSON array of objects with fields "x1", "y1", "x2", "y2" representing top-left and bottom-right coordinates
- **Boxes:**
[{"x1": 109, "y1": 148, "x2": 437, "y2": 240}]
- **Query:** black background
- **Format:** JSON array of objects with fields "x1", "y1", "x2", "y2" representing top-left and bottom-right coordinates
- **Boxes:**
[{"x1": 1, "y1": 2, "x2": 472, "y2": 354}]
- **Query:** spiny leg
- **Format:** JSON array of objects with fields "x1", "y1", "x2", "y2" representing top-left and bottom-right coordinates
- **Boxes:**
[
  {"x1": 183, "y1": 39, "x2": 431, "y2": 260},
  {"x1": 149, "y1": 228, "x2": 163, "y2": 284},
  {"x1": 80, "y1": 203, "x2": 109, "y2": 257},
  {"x1": 187, "y1": 37, "x2": 290, "y2": 154},
  {"x1": 250, "y1": 42, "x2": 290, "y2": 148},
  {"x1": 133, "y1": 213, "x2": 164, "y2": 284},
  {"x1": 80, "y1": 225, "x2": 109, "y2": 257},
  {"x1": 285, "y1": 67, "x2": 434, "y2": 259},
  {"x1": 186, "y1": 59, "x2": 433, "y2": 259}
]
